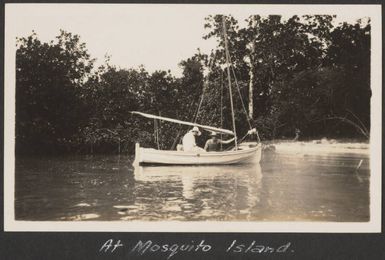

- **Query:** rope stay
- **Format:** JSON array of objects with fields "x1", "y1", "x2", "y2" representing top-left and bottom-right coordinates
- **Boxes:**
[
  {"x1": 222, "y1": 16, "x2": 238, "y2": 150},
  {"x1": 228, "y1": 54, "x2": 261, "y2": 143},
  {"x1": 193, "y1": 55, "x2": 215, "y2": 124},
  {"x1": 219, "y1": 17, "x2": 257, "y2": 143},
  {"x1": 220, "y1": 30, "x2": 253, "y2": 131},
  {"x1": 191, "y1": 16, "x2": 260, "y2": 148},
  {"x1": 220, "y1": 70, "x2": 224, "y2": 151},
  {"x1": 230, "y1": 66, "x2": 253, "y2": 130},
  {"x1": 154, "y1": 118, "x2": 160, "y2": 150}
]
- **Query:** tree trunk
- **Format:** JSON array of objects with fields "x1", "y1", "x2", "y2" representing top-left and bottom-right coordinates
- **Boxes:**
[
  {"x1": 248, "y1": 16, "x2": 257, "y2": 121},
  {"x1": 248, "y1": 56, "x2": 254, "y2": 120}
]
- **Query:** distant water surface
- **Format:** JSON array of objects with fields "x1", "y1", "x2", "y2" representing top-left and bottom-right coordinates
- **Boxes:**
[{"x1": 15, "y1": 142, "x2": 370, "y2": 221}]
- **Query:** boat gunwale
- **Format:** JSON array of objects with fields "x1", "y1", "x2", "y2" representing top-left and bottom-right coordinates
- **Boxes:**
[
  {"x1": 138, "y1": 144, "x2": 261, "y2": 157},
  {"x1": 137, "y1": 152, "x2": 258, "y2": 166}
]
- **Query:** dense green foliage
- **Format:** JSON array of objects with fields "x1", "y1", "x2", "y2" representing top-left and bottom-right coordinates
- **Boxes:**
[{"x1": 15, "y1": 16, "x2": 371, "y2": 155}]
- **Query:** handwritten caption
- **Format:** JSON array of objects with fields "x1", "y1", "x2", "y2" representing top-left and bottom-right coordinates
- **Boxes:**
[{"x1": 99, "y1": 239, "x2": 293, "y2": 259}]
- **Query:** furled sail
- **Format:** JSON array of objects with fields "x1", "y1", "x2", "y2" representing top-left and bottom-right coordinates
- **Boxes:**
[{"x1": 131, "y1": 111, "x2": 235, "y2": 136}]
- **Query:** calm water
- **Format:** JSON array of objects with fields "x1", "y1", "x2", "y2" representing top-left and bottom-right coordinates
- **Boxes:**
[{"x1": 15, "y1": 147, "x2": 370, "y2": 222}]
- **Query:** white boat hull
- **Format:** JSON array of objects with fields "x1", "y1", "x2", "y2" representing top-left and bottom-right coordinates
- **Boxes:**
[{"x1": 134, "y1": 142, "x2": 262, "y2": 165}]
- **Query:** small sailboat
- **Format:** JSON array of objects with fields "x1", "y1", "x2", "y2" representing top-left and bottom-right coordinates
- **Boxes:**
[
  {"x1": 132, "y1": 17, "x2": 262, "y2": 166},
  {"x1": 132, "y1": 112, "x2": 261, "y2": 165},
  {"x1": 134, "y1": 142, "x2": 261, "y2": 165}
]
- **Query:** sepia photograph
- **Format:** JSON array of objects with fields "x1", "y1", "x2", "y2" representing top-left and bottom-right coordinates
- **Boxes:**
[{"x1": 4, "y1": 4, "x2": 381, "y2": 232}]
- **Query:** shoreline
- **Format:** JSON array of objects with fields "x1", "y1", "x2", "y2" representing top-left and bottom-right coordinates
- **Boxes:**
[{"x1": 269, "y1": 140, "x2": 369, "y2": 155}]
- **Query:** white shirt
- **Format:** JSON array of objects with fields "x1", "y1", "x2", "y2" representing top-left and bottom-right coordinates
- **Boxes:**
[{"x1": 182, "y1": 131, "x2": 197, "y2": 151}]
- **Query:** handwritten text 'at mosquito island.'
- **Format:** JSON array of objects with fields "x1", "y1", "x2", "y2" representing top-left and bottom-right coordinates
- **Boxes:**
[{"x1": 99, "y1": 239, "x2": 294, "y2": 259}]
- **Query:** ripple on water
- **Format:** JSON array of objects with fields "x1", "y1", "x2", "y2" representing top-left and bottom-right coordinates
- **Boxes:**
[
  {"x1": 61, "y1": 213, "x2": 100, "y2": 221},
  {"x1": 74, "y1": 202, "x2": 91, "y2": 207}
]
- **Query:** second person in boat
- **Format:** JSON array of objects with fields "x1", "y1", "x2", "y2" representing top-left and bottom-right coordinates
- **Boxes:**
[{"x1": 204, "y1": 131, "x2": 235, "y2": 152}]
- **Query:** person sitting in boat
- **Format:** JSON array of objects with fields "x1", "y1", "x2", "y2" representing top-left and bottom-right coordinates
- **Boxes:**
[
  {"x1": 204, "y1": 131, "x2": 235, "y2": 152},
  {"x1": 182, "y1": 126, "x2": 205, "y2": 152}
]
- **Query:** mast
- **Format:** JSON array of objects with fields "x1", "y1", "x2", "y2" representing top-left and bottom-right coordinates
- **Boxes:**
[{"x1": 222, "y1": 16, "x2": 238, "y2": 150}]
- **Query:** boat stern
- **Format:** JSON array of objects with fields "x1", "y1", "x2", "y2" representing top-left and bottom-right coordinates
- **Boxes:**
[{"x1": 133, "y1": 143, "x2": 141, "y2": 166}]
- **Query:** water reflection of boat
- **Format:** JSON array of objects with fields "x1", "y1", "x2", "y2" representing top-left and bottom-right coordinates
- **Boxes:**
[
  {"x1": 134, "y1": 164, "x2": 262, "y2": 180},
  {"x1": 134, "y1": 164, "x2": 262, "y2": 201}
]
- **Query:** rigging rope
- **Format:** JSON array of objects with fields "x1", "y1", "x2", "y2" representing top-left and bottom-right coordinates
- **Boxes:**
[
  {"x1": 193, "y1": 56, "x2": 215, "y2": 124},
  {"x1": 193, "y1": 92, "x2": 204, "y2": 124},
  {"x1": 229, "y1": 67, "x2": 262, "y2": 144},
  {"x1": 224, "y1": 132, "x2": 249, "y2": 151},
  {"x1": 220, "y1": 70, "x2": 224, "y2": 151},
  {"x1": 154, "y1": 118, "x2": 160, "y2": 150},
  {"x1": 230, "y1": 66, "x2": 253, "y2": 130},
  {"x1": 222, "y1": 17, "x2": 238, "y2": 150},
  {"x1": 222, "y1": 38, "x2": 253, "y2": 130}
]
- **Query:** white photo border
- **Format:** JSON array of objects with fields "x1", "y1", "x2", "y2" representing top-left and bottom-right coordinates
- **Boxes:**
[{"x1": 4, "y1": 3, "x2": 382, "y2": 232}]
